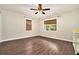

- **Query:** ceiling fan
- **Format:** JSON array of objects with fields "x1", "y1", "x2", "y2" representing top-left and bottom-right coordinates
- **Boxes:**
[{"x1": 30, "y1": 4, "x2": 50, "y2": 14}]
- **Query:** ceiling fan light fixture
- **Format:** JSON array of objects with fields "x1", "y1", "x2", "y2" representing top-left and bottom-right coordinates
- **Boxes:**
[{"x1": 30, "y1": 4, "x2": 50, "y2": 14}]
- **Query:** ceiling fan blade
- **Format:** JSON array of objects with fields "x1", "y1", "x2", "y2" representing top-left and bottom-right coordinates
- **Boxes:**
[
  {"x1": 42, "y1": 12, "x2": 45, "y2": 14},
  {"x1": 35, "y1": 12, "x2": 38, "y2": 14},
  {"x1": 30, "y1": 8, "x2": 37, "y2": 10},
  {"x1": 43, "y1": 8, "x2": 50, "y2": 11}
]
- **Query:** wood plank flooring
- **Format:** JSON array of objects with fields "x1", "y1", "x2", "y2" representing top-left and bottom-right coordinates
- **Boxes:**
[{"x1": 0, "y1": 36, "x2": 75, "y2": 55}]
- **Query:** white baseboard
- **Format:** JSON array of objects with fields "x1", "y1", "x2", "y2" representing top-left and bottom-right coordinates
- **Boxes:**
[
  {"x1": 0, "y1": 35, "x2": 73, "y2": 43},
  {"x1": 40, "y1": 35, "x2": 73, "y2": 42},
  {"x1": 55, "y1": 37, "x2": 72, "y2": 42},
  {"x1": 0, "y1": 35, "x2": 37, "y2": 43},
  {"x1": 0, "y1": 36, "x2": 26, "y2": 43}
]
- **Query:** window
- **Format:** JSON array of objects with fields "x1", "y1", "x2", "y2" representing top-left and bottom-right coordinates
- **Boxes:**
[
  {"x1": 44, "y1": 19, "x2": 57, "y2": 31},
  {"x1": 26, "y1": 19, "x2": 32, "y2": 30}
]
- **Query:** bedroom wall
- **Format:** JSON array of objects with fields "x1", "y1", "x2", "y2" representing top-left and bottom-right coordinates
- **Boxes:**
[
  {"x1": 1, "y1": 8, "x2": 79, "y2": 42},
  {"x1": 39, "y1": 10, "x2": 79, "y2": 42},
  {"x1": 0, "y1": 13, "x2": 2, "y2": 41},
  {"x1": 1, "y1": 9, "x2": 38, "y2": 41}
]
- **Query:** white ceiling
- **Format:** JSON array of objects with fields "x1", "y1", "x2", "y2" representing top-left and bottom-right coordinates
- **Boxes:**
[{"x1": 0, "y1": 4, "x2": 79, "y2": 19}]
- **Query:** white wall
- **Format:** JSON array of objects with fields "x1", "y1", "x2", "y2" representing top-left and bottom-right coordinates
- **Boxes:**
[
  {"x1": 0, "y1": 13, "x2": 2, "y2": 41},
  {"x1": 39, "y1": 10, "x2": 79, "y2": 42},
  {"x1": 1, "y1": 9, "x2": 79, "y2": 42},
  {"x1": 1, "y1": 9, "x2": 38, "y2": 40}
]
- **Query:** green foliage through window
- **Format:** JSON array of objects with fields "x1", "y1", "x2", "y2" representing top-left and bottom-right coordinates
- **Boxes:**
[{"x1": 44, "y1": 19, "x2": 57, "y2": 31}]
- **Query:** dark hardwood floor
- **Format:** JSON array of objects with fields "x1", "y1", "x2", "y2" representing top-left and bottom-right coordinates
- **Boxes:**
[{"x1": 0, "y1": 36, "x2": 75, "y2": 55}]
